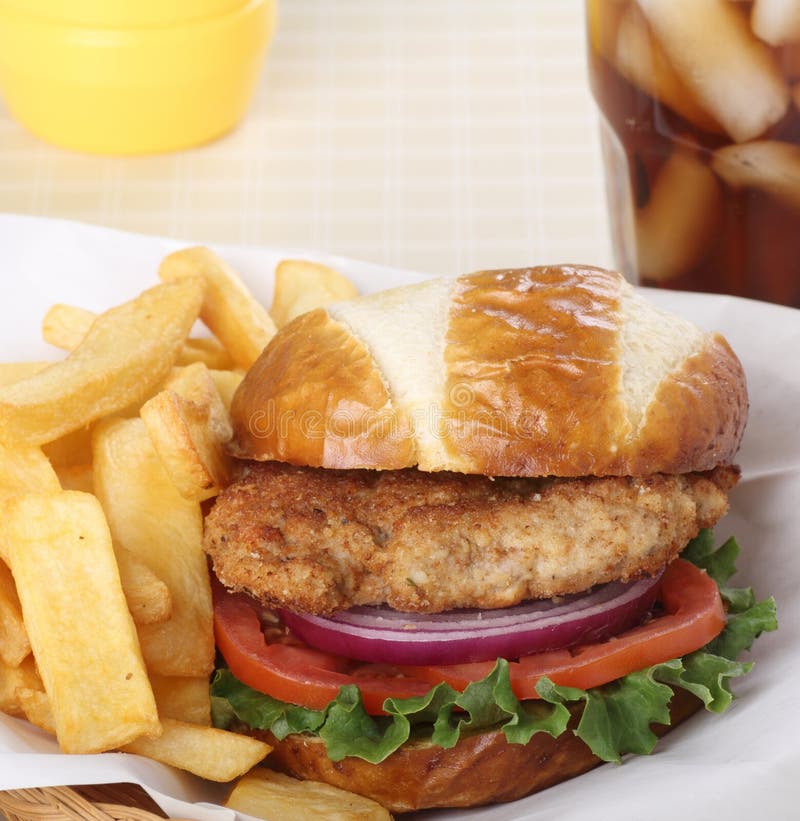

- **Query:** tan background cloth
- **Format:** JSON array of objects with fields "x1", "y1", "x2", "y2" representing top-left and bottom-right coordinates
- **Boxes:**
[{"x1": 0, "y1": 0, "x2": 611, "y2": 277}]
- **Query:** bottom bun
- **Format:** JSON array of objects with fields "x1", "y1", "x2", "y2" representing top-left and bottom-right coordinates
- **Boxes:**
[{"x1": 251, "y1": 688, "x2": 701, "y2": 814}]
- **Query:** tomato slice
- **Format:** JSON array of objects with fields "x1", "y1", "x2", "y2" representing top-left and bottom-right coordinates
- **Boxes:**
[
  {"x1": 407, "y1": 559, "x2": 726, "y2": 698},
  {"x1": 212, "y1": 582, "x2": 434, "y2": 714},
  {"x1": 213, "y1": 559, "x2": 725, "y2": 715}
]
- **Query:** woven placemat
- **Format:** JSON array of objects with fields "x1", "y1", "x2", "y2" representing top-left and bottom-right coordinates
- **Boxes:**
[{"x1": 0, "y1": 784, "x2": 180, "y2": 821}]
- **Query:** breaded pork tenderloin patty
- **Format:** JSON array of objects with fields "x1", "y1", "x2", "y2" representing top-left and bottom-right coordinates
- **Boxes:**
[{"x1": 204, "y1": 461, "x2": 739, "y2": 616}]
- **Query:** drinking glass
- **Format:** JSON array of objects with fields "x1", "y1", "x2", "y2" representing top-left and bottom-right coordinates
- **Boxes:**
[{"x1": 586, "y1": 0, "x2": 800, "y2": 307}]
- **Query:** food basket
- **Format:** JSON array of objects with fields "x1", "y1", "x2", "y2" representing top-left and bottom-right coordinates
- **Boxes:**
[{"x1": 0, "y1": 784, "x2": 171, "y2": 821}]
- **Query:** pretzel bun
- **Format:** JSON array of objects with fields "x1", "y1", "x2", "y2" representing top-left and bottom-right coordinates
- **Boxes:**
[
  {"x1": 248, "y1": 688, "x2": 701, "y2": 813},
  {"x1": 231, "y1": 265, "x2": 747, "y2": 476}
]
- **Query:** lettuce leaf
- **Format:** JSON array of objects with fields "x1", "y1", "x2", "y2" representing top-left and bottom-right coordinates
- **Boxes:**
[
  {"x1": 213, "y1": 659, "x2": 571, "y2": 764},
  {"x1": 211, "y1": 668, "x2": 325, "y2": 739},
  {"x1": 682, "y1": 531, "x2": 778, "y2": 659},
  {"x1": 211, "y1": 529, "x2": 777, "y2": 765},
  {"x1": 537, "y1": 669, "x2": 673, "y2": 762},
  {"x1": 682, "y1": 529, "x2": 738, "y2": 587},
  {"x1": 650, "y1": 654, "x2": 751, "y2": 714}
]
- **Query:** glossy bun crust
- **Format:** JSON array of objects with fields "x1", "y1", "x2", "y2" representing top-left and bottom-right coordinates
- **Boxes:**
[
  {"x1": 250, "y1": 688, "x2": 701, "y2": 813},
  {"x1": 231, "y1": 266, "x2": 747, "y2": 477}
]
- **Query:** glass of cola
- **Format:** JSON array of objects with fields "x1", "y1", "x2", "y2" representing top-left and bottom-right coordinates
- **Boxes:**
[{"x1": 587, "y1": 0, "x2": 800, "y2": 307}]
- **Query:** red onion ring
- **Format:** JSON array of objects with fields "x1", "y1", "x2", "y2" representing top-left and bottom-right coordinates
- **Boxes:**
[{"x1": 280, "y1": 571, "x2": 663, "y2": 666}]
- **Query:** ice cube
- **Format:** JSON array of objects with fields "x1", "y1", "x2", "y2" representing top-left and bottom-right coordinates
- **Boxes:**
[
  {"x1": 752, "y1": 0, "x2": 800, "y2": 46},
  {"x1": 637, "y1": 0, "x2": 791, "y2": 142},
  {"x1": 615, "y1": 4, "x2": 722, "y2": 133},
  {"x1": 712, "y1": 139, "x2": 800, "y2": 210},
  {"x1": 635, "y1": 146, "x2": 722, "y2": 282},
  {"x1": 587, "y1": 0, "x2": 630, "y2": 63}
]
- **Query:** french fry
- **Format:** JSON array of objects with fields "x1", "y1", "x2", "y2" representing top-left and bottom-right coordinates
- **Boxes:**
[
  {"x1": 224, "y1": 768, "x2": 392, "y2": 821},
  {"x1": 43, "y1": 302, "x2": 234, "y2": 371},
  {"x1": 3, "y1": 371, "x2": 182, "y2": 633},
  {"x1": 115, "y1": 547, "x2": 173, "y2": 626},
  {"x1": 177, "y1": 337, "x2": 235, "y2": 370},
  {"x1": 0, "y1": 440, "x2": 60, "y2": 498},
  {"x1": 4, "y1": 435, "x2": 173, "y2": 627},
  {"x1": 140, "y1": 391, "x2": 232, "y2": 501},
  {"x1": 270, "y1": 259, "x2": 360, "y2": 329},
  {"x1": 0, "y1": 656, "x2": 43, "y2": 717},
  {"x1": 141, "y1": 363, "x2": 234, "y2": 501},
  {"x1": 159, "y1": 247, "x2": 276, "y2": 369},
  {"x1": 149, "y1": 674, "x2": 212, "y2": 725},
  {"x1": 14, "y1": 672, "x2": 219, "y2": 735},
  {"x1": 0, "y1": 362, "x2": 49, "y2": 386},
  {"x1": 17, "y1": 687, "x2": 55, "y2": 736},
  {"x1": 122, "y1": 718, "x2": 271, "y2": 782},
  {"x1": 54, "y1": 463, "x2": 94, "y2": 494},
  {"x1": 0, "y1": 491, "x2": 160, "y2": 753},
  {"x1": 92, "y1": 417, "x2": 214, "y2": 678},
  {"x1": 0, "y1": 441, "x2": 57, "y2": 662},
  {"x1": 209, "y1": 369, "x2": 244, "y2": 411},
  {"x1": 0, "y1": 441, "x2": 61, "y2": 567},
  {"x1": 41, "y1": 303, "x2": 95, "y2": 350},
  {"x1": 164, "y1": 363, "x2": 232, "y2": 430},
  {"x1": 42, "y1": 426, "x2": 93, "y2": 469},
  {"x1": 0, "y1": 560, "x2": 30, "y2": 667},
  {"x1": 0, "y1": 278, "x2": 205, "y2": 446}
]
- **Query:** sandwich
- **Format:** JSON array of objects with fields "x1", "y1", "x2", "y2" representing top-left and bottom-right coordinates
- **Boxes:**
[{"x1": 206, "y1": 264, "x2": 776, "y2": 812}]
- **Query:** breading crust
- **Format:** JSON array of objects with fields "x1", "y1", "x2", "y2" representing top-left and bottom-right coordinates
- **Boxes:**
[{"x1": 204, "y1": 462, "x2": 737, "y2": 615}]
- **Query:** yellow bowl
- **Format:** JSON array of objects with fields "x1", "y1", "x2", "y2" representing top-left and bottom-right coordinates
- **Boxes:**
[
  {"x1": 0, "y1": 0, "x2": 276, "y2": 155},
  {"x1": 0, "y1": 0, "x2": 245, "y2": 27}
]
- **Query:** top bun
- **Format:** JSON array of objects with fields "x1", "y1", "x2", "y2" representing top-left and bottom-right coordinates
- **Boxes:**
[{"x1": 230, "y1": 265, "x2": 747, "y2": 477}]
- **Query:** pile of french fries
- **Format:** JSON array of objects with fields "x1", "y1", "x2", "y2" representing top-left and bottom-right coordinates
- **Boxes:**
[{"x1": 0, "y1": 248, "x2": 388, "y2": 819}]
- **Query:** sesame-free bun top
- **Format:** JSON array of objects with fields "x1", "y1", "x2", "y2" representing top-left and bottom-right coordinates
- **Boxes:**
[{"x1": 230, "y1": 265, "x2": 748, "y2": 477}]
